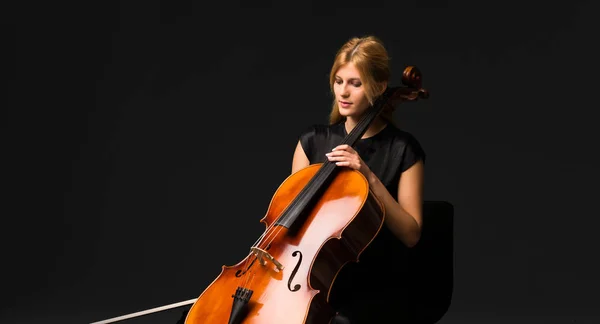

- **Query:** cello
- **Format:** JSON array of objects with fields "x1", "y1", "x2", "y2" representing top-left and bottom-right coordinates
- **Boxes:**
[{"x1": 185, "y1": 66, "x2": 429, "y2": 324}]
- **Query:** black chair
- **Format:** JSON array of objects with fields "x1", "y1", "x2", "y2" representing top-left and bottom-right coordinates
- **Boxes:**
[{"x1": 406, "y1": 200, "x2": 454, "y2": 323}]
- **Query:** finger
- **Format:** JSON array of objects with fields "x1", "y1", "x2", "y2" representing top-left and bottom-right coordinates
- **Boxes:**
[
  {"x1": 327, "y1": 155, "x2": 348, "y2": 162},
  {"x1": 326, "y1": 151, "x2": 349, "y2": 157},
  {"x1": 338, "y1": 146, "x2": 357, "y2": 155},
  {"x1": 332, "y1": 144, "x2": 350, "y2": 151},
  {"x1": 335, "y1": 161, "x2": 360, "y2": 170},
  {"x1": 335, "y1": 161, "x2": 352, "y2": 167}
]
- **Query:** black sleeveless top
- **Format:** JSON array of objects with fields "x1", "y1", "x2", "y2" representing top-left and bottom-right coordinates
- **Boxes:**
[{"x1": 298, "y1": 121, "x2": 426, "y2": 321}]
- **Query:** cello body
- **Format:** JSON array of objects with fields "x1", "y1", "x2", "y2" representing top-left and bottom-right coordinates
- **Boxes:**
[{"x1": 185, "y1": 164, "x2": 385, "y2": 324}]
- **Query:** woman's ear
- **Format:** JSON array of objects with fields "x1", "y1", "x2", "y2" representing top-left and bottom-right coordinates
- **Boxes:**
[{"x1": 378, "y1": 81, "x2": 388, "y2": 96}]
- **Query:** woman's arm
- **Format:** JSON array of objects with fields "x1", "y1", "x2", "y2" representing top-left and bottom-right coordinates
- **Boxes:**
[{"x1": 366, "y1": 160, "x2": 424, "y2": 247}]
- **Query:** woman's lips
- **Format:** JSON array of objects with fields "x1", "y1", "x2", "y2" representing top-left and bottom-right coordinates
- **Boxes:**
[{"x1": 339, "y1": 101, "x2": 352, "y2": 108}]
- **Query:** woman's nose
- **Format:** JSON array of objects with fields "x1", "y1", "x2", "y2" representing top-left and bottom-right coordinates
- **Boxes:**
[{"x1": 341, "y1": 85, "x2": 350, "y2": 97}]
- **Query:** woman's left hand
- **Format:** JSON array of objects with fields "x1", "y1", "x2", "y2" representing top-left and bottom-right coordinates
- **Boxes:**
[{"x1": 326, "y1": 144, "x2": 372, "y2": 179}]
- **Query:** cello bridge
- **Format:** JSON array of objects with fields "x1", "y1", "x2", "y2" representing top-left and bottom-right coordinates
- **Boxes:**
[{"x1": 250, "y1": 247, "x2": 284, "y2": 271}]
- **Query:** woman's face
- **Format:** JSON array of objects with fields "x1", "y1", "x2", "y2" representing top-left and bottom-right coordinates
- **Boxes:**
[{"x1": 334, "y1": 63, "x2": 370, "y2": 119}]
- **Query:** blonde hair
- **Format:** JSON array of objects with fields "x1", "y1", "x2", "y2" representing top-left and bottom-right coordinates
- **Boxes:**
[{"x1": 328, "y1": 35, "x2": 392, "y2": 125}]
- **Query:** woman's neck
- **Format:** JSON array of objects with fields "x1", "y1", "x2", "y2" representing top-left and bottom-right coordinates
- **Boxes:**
[{"x1": 344, "y1": 116, "x2": 387, "y2": 139}]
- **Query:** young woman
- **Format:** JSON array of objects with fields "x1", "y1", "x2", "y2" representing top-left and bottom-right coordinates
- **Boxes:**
[{"x1": 291, "y1": 36, "x2": 426, "y2": 323}]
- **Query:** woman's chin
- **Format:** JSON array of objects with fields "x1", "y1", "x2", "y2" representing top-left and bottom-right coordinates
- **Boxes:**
[
  {"x1": 339, "y1": 111, "x2": 360, "y2": 119},
  {"x1": 338, "y1": 108, "x2": 354, "y2": 117}
]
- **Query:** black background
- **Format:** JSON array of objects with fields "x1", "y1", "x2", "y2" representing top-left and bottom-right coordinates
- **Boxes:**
[{"x1": 5, "y1": 0, "x2": 600, "y2": 323}]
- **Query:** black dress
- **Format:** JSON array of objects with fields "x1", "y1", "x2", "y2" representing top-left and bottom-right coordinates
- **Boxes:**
[{"x1": 298, "y1": 121, "x2": 426, "y2": 323}]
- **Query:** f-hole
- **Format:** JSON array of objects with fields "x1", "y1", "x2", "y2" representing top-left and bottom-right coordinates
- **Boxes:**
[{"x1": 287, "y1": 250, "x2": 302, "y2": 292}]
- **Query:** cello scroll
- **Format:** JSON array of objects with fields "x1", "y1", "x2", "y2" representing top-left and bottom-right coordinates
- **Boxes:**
[{"x1": 380, "y1": 66, "x2": 429, "y2": 110}]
